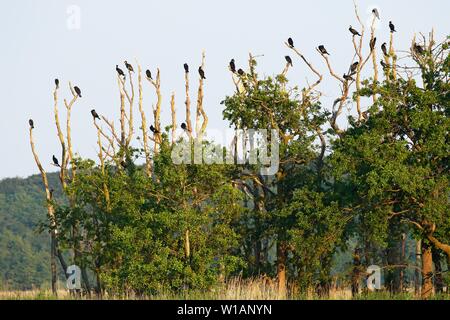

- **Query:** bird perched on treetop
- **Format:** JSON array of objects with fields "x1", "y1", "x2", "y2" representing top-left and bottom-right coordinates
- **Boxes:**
[
  {"x1": 318, "y1": 45, "x2": 330, "y2": 55},
  {"x1": 380, "y1": 60, "x2": 390, "y2": 69},
  {"x1": 55, "y1": 79, "x2": 59, "y2": 89},
  {"x1": 116, "y1": 65, "x2": 125, "y2": 78},
  {"x1": 237, "y1": 69, "x2": 245, "y2": 76},
  {"x1": 125, "y1": 61, "x2": 134, "y2": 72},
  {"x1": 285, "y1": 55, "x2": 293, "y2": 66},
  {"x1": 389, "y1": 21, "x2": 396, "y2": 33},
  {"x1": 229, "y1": 59, "x2": 236, "y2": 73},
  {"x1": 52, "y1": 155, "x2": 60, "y2": 167},
  {"x1": 150, "y1": 125, "x2": 160, "y2": 134},
  {"x1": 381, "y1": 43, "x2": 388, "y2": 56},
  {"x1": 413, "y1": 43, "x2": 424, "y2": 55},
  {"x1": 349, "y1": 26, "x2": 361, "y2": 36},
  {"x1": 343, "y1": 74, "x2": 354, "y2": 81},
  {"x1": 372, "y1": 8, "x2": 380, "y2": 20},
  {"x1": 91, "y1": 109, "x2": 100, "y2": 121},
  {"x1": 181, "y1": 123, "x2": 187, "y2": 130},
  {"x1": 29, "y1": 119, "x2": 34, "y2": 129},
  {"x1": 350, "y1": 61, "x2": 359, "y2": 74},
  {"x1": 369, "y1": 37, "x2": 377, "y2": 51},
  {"x1": 74, "y1": 86, "x2": 82, "y2": 97},
  {"x1": 198, "y1": 66, "x2": 206, "y2": 79},
  {"x1": 184, "y1": 63, "x2": 189, "y2": 73},
  {"x1": 146, "y1": 69, "x2": 152, "y2": 80},
  {"x1": 288, "y1": 37, "x2": 294, "y2": 48}
]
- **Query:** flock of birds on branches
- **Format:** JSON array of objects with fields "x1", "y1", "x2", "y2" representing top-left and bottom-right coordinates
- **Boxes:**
[{"x1": 28, "y1": 8, "x2": 428, "y2": 170}]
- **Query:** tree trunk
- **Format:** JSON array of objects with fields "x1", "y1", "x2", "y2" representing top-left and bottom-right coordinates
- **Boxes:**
[
  {"x1": 415, "y1": 239, "x2": 422, "y2": 296},
  {"x1": 432, "y1": 248, "x2": 444, "y2": 294},
  {"x1": 50, "y1": 231, "x2": 58, "y2": 296},
  {"x1": 421, "y1": 242, "x2": 433, "y2": 299},
  {"x1": 351, "y1": 248, "x2": 361, "y2": 297},
  {"x1": 276, "y1": 241, "x2": 287, "y2": 299}
]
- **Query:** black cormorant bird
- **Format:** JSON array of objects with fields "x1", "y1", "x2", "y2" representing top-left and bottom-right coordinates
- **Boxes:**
[
  {"x1": 285, "y1": 55, "x2": 293, "y2": 66},
  {"x1": 198, "y1": 66, "x2": 206, "y2": 79},
  {"x1": 318, "y1": 45, "x2": 330, "y2": 55},
  {"x1": 229, "y1": 59, "x2": 236, "y2": 73},
  {"x1": 349, "y1": 26, "x2": 361, "y2": 36},
  {"x1": 288, "y1": 37, "x2": 294, "y2": 48},
  {"x1": 74, "y1": 86, "x2": 82, "y2": 97},
  {"x1": 91, "y1": 109, "x2": 100, "y2": 120}
]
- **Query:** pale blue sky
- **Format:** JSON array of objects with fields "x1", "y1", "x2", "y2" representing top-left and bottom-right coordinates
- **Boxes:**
[{"x1": 0, "y1": 0, "x2": 448, "y2": 179}]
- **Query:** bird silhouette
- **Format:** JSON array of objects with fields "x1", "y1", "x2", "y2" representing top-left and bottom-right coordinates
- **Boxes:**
[
  {"x1": 350, "y1": 62, "x2": 359, "y2": 74},
  {"x1": 198, "y1": 66, "x2": 206, "y2": 79},
  {"x1": 91, "y1": 109, "x2": 100, "y2": 121},
  {"x1": 372, "y1": 8, "x2": 380, "y2": 20},
  {"x1": 150, "y1": 125, "x2": 160, "y2": 134},
  {"x1": 285, "y1": 55, "x2": 293, "y2": 66},
  {"x1": 343, "y1": 74, "x2": 354, "y2": 81},
  {"x1": 29, "y1": 119, "x2": 34, "y2": 129},
  {"x1": 389, "y1": 21, "x2": 396, "y2": 33},
  {"x1": 116, "y1": 65, "x2": 125, "y2": 78},
  {"x1": 237, "y1": 69, "x2": 245, "y2": 76},
  {"x1": 52, "y1": 155, "x2": 60, "y2": 167},
  {"x1": 381, "y1": 43, "x2": 388, "y2": 56},
  {"x1": 229, "y1": 59, "x2": 236, "y2": 73},
  {"x1": 146, "y1": 69, "x2": 152, "y2": 80},
  {"x1": 380, "y1": 60, "x2": 390, "y2": 69},
  {"x1": 413, "y1": 43, "x2": 424, "y2": 55},
  {"x1": 74, "y1": 86, "x2": 82, "y2": 97},
  {"x1": 184, "y1": 63, "x2": 189, "y2": 73},
  {"x1": 349, "y1": 26, "x2": 361, "y2": 36},
  {"x1": 125, "y1": 61, "x2": 134, "y2": 72},
  {"x1": 181, "y1": 123, "x2": 187, "y2": 130},
  {"x1": 318, "y1": 45, "x2": 330, "y2": 55},
  {"x1": 288, "y1": 37, "x2": 294, "y2": 48},
  {"x1": 55, "y1": 79, "x2": 59, "y2": 89},
  {"x1": 369, "y1": 37, "x2": 377, "y2": 51}
]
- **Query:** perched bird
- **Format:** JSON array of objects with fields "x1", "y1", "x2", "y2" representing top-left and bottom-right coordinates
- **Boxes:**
[
  {"x1": 389, "y1": 21, "x2": 396, "y2": 33},
  {"x1": 29, "y1": 119, "x2": 34, "y2": 129},
  {"x1": 198, "y1": 66, "x2": 206, "y2": 79},
  {"x1": 181, "y1": 122, "x2": 187, "y2": 130},
  {"x1": 237, "y1": 69, "x2": 245, "y2": 76},
  {"x1": 372, "y1": 8, "x2": 380, "y2": 20},
  {"x1": 343, "y1": 74, "x2": 354, "y2": 81},
  {"x1": 74, "y1": 86, "x2": 82, "y2": 97},
  {"x1": 285, "y1": 55, "x2": 293, "y2": 66},
  {"x1": 318, "y1": 45, "x2": 330, "y2": 55},
  {"x1": 150, "y1": 125, "x2": 160, "y2": 134},
  {"x1": 349, "y1": 26, "x2": 361, "y2": 36},
  {"x1": 413, "y1": 43, "x2": 424, "y2": 55},
  {"x1": 91, "y1": 109, "x2": 100, "y2": 121},
  {"x1": 229, "y1": 59, "x2": 236, "y2": 73},
  {"x1": 381, "y1": 43, "x2": 388, "y2": 56},
  {"x1": 52, "y1": 155, "x2": 60, "y2": 167},
  {"x1": 55, "y1": 79, "x2": 59, "y2": 89},
  {"x1": 184, "y1": 63, "x2": 189, "y2": 73},
  {"x1": 146, "y1": 69, "x2": 152, "y2": 80},
  {"x1": 124, "y1": 61, "x2": 134, "y2": 72},
  {"x1": 369, "y1": 37, "x2": 377, "y2": 51},
  {"x1": 116, "y1": 65, "x2": 125, "y2": 78},
  {"x1": 288, "y1": 37, "x2": 294, "y2": 48},
  {"x1": 380, "y1": 60, "x2": 390, "y2": 69},
  {"x1": 350, "y1": 61, "x2": 359, "y2": 74}
]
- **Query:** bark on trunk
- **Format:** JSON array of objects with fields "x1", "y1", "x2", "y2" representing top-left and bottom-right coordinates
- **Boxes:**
[
  {"x1": 415, "y1": 239, "x2": 422, "y2": 296},
  {"x1": 276, "y1": 241, "x2": 287, "y2": 299},
  {"x1": 421, "y1": 242, "x2": 433, "y2": 299}
]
